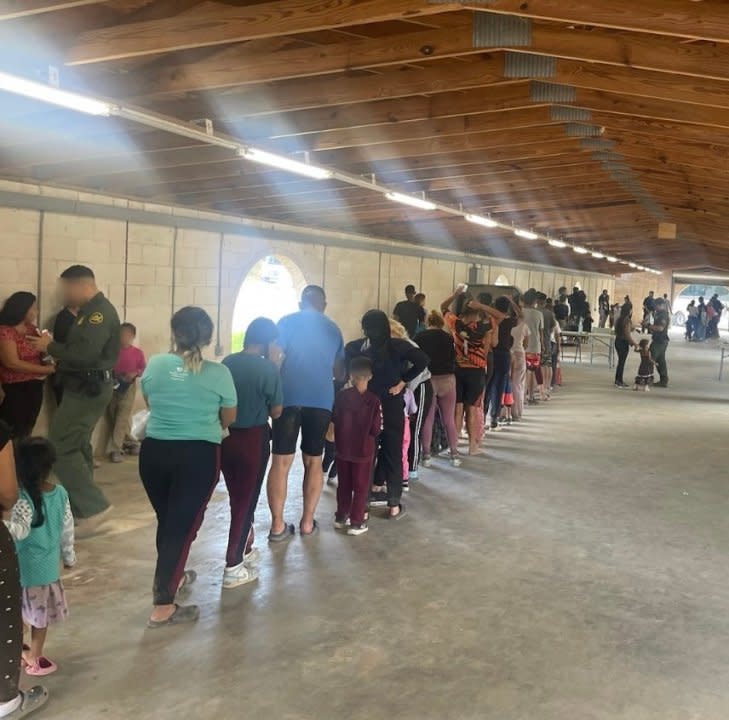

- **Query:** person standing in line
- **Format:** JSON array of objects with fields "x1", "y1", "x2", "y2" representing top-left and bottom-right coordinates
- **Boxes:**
[
  {"x1": 50, "y1": 305, "x2": 79, "y2": 408},
  {"x1": 0, "y1": 422, "x2": 48, "y2": 718},
  {"x1": 685, "y1": 300, "x2": 699, "y2": 341},
  {"x1": 441, "y1": 287, "x2": 505, "y2": 456},
  {"x1": 614, "y1": 303, "x2": 637, "y2": 388},
  {"x1": 388, "y1": 319, "x2": 431, "y2": 487},
  {"x1": 486, "y1": 296, "x2": 520, "y2": 431},
  {"x1": 267, "y1": 286, "x2": 345, "y2": 541},
  {"x1": 392, "y1": 285, "x2": 422, "y2": 339},
  {"x1": 598, "y1": 290, "x2": 611, "y2": 328},
  {"x1": 140, "y1": 307, "x2": 237, "y2": 628},
  {"x1": 29, "y1": 266, "x2": 120, "y2": 535},
  {"x1": 537, "y1": 292, "x2": 556, "y2": 399},
  {"x1": 106, "y1": 323, "x2": 146, "y2": 463},
  {"x1": 220, "y1": 318, "x2": 283, "y2": 589},
  {"x1": 0, "y1": 293, "x2": 55, "y2": 439},
  {"x1": 345, "y1": 310, "x2": 428, "y2": 519},
  {"x1": 646, "y1": 297, "x2": 670, "y2": 387},
  {"x1": 416, "y1": 311, "x2": 462, "y2": 468},
  {"x1": 695, "y1": 296, "x2": 708, "y2": 342},
  {"x1": 5, "y1": 438, "x2": 76, "y2": 677},
  {"x1": 509, "y1": 310, "x2": 530, "y2": 421},
  {"x1": 332, "y1": 357, "x2": 382, "y2": 536},
  {"x1": 522, "y1": 290, "x2": 545, "y2": 404}
]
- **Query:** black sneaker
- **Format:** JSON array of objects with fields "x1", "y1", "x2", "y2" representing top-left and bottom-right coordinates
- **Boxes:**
[
  {"x1": 369, "y1": 491, "x2": 388, "y2": 507},
  {"x1": 402, "y1": 480, "x2": 410, "y2": 493}
]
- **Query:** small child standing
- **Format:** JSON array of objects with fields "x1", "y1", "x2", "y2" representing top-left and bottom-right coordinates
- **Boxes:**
[
  {"x1": 499, "y1": 377, "x2": 514, "y2": 426},
  {"x1": 401, "y1": 388, "x2": 418, "y2": 492},
  {"x1": 332, "y1": 357, "x2": 383, "y2": 536},
  {"x1": 634, "y1": 339, "x2": 655, "y2": 392},
  {"x1": 5, "y1": 438, "x2": 75, "y2": 676}
]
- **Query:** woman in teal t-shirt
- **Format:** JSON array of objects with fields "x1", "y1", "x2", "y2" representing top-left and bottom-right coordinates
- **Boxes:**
[{"x1": 140, "y1": 307, "x2": 237, "y2": 629}]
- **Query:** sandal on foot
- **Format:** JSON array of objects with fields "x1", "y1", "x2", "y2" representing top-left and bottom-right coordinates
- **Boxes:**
[
  {"x1": 300, "y1": 519, "x2": 319, "y2": 537},
  {"x1": 147, "y1": 603, "x2": 200, "y2": 629},
  {"x1": 177, "y1": 570, "x2": 197, "y2": 595},
  {"x1": 25, "y1": 657, "x2": 57, "y2": 677},
  {"x1": 6, "y1": 686, "x2": 49, "y2": 717},
  {"x1": 268, "y1": 523, "x2": 295, "y2": 543},
  {"x1": 388, "y1": 504, "x2": 407, "y2": 520}
]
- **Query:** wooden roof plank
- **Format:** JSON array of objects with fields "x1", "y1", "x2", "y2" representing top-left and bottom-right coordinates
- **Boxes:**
[{"x1": 65, "y1": 0, "x2": 464, "y2": 65}]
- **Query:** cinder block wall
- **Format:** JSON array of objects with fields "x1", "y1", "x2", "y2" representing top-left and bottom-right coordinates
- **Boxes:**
[{"x1": 0, "y1": 180, "x2": 627, "y2": 449}]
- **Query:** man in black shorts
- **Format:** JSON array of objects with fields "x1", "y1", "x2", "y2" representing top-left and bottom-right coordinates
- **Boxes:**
[{"x1": 267, "y1": 286, "x2": 345, "y2": 540}]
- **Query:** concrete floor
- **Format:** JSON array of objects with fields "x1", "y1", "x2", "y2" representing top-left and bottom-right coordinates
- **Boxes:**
[{"x1": 37, "y1": 334, "x2": 729, "y2": 719}]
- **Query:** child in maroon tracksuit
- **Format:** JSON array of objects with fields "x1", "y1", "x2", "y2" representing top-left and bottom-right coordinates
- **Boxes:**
[{"x1": 332, "y1": 357, "x2": 382, "y2": 536}]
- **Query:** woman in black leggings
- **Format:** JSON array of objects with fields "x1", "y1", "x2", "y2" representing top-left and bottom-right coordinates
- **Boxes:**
[
  {"x1": 0, "y1": 421, "x2": 48, "y2": 717},
  {"x1": 614, "y1": 303, "x2": 637, "y2": 388},
  {"x1": 345, "y1": 311, "x2": 428, "y2": 519}
]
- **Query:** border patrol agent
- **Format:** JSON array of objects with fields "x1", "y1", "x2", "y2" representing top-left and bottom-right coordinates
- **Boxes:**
[
  {"x1": 647, "y1": 297, "x2": 670, "y2": 387},
  {"x1": 31, "y1": 265, "x2": 121, "y2": 532}
]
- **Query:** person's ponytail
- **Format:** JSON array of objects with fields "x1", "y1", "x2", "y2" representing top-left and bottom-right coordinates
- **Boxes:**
[{"x1": 170, "y1": 307, "x2": 214, "y2": 374}]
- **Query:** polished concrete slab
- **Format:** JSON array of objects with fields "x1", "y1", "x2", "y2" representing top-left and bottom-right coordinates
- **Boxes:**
[{"x1": 38, "y1": 335, "x2": 729, "y2": 719}]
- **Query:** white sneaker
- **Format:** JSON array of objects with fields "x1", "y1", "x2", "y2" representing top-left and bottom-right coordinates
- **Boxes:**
[
  {"x1": 422, "y1": 456, "x2": 432, "y2": 468},
  {"x1": 334, "y1": 516, "x2": 350, "y2": 530},
  {"x1": 244, "y1": 548, "x2": 261, "y2": 566},
  {"x1": 347, "y1": 523, "x2": 369, "y2": 536},
  {"x1": 450, "y1": 456, "x2": 462, "y2": 468},
  {"x1": 223, "y1": 561, "x2": 259, "y2": 589}
]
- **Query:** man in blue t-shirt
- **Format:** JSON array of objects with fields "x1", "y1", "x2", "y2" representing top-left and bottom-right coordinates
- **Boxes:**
[{"x1": 267, "y1": 285, "x2": 345, "y2": 540}]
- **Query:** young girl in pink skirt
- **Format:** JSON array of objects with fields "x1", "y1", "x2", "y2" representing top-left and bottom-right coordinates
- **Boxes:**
[{"x1": 5, "y1": 438, "x2": 75, "y2": 676}]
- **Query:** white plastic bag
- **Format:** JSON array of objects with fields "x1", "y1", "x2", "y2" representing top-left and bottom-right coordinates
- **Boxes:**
[{"x1": 130, "y1": 410, "x2": 150, "y2": 442}]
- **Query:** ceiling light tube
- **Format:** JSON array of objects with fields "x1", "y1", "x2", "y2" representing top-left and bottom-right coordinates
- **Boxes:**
[
  {"x1": 386, "y1": 192, "x2": 437, "y2": 211},
  {"x1": 0, "y1": 70, "x2": 112, "y2": 116},
  {"x1": 628, "y1": 262, "x2": 638, "y2": 268},
  {"x1": 591, "y1": 251, "x2": 605, "y2": 259},
  {"x1": 514, "y1": 228, "x2": 539, "y2": 240},
  {"x1": 607, "y1": 256, "x2": 619, "y2": 263},
  {"x1": 465, "y1": 213, "x2": 499, "y2": 228},
  {"x1": 239, "y1": 147, "x2": 332, "y2": 179},
  {"x1": 573, "y1": 246, "x2": 589, "y2": 254},
  {"x1": 548, "y1": 239, "x2": 567, "y2": 248}
]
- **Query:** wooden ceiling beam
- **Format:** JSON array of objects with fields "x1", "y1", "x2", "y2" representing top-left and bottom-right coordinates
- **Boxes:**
[
  {"x1": 0, "y1": 0, "x2": 104, "y2": 21},
  {"x1": 463, "y1": 1, "x2": 729, "y2": 43},
  {"x1": 65, "y1": 0, "x2": 465, "y2": 65},
  {"x1": 118, "y1": 18, "x2": 729, "y2": 99}
]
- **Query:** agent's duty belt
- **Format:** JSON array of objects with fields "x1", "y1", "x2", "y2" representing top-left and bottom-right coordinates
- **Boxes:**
[{"x1": 63, "y1": 369, "x2": 113, "y2": 382}]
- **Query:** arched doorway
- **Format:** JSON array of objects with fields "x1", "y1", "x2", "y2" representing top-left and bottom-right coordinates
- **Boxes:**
[
  {"x1": 231, "y1": 255, "x2": 306, "y2": 350},
  {"x1": 673, "y1": 283, "x2": 729, "y2": 328}
]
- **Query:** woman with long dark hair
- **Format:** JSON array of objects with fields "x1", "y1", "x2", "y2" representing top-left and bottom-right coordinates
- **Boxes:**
[
  {"x1": 220, "y1": 317, "x2": 283, "y2": 590},
  {"x1": 140, "y1": 307, "x2": 237, "y2": 628},
  {"x1": 345, "y1": 310, "x2": 428, "y2": 519},
  {"x1": 0, "y1": 292, "x2": 55, "y2": 438},
  {"x1": 614, "y1": 303, "x2": 637, "y2": 388}
]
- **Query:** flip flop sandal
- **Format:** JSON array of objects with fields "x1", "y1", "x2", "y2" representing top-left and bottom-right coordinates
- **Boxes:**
[
  {"x1": 176, "y1": 570, "x2": 197, "y2": 595},
  {"x1": 268, "y1": 523, "x2": 295, "y2": 543},
  {"x1": 147, "y1": 603, "x2": 200, "y2": 629},
  {"x1": 25, "y1": 657, "x2": 57, "y2": 677},
  {"x1": 388, "y1": 504, "x2": 407, "y2": 520},
  {"x1": 7, "y1": 686, "x2": 49, "y2": 717},
  {"x1": 299, "y1": 519, "x2": 320, "y2": 537}
]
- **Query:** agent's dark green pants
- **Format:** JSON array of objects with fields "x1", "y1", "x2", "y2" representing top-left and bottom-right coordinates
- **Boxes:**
[
  {"x1": 49, "y1": 383, "x2": 112, "y2": 519},
  {"x1": 650, "y1": 341, "x2": 669, "y2": 384}
]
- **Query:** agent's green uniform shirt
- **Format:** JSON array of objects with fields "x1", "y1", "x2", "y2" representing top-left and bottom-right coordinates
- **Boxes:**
[{"x1": 48, "y1": 292, "x2": 121, "y2": 372}]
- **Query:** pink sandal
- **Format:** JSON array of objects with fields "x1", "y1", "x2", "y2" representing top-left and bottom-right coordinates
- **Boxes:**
[{"x1": 25, "y1": 656, "x2": 57, "y2": 676}]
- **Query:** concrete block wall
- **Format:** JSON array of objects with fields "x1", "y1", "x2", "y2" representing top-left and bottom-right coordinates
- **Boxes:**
[{"x1": 0, "y1": 180, "x2": 622, "y2": 450}]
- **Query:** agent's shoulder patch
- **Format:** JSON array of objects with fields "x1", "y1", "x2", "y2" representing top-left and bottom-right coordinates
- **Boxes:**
[{"x1": 89, "y1": 312, "x2": 104, "y2": 325}]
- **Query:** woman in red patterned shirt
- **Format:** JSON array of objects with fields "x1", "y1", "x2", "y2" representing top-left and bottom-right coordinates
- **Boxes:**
[{"x1": 0, "y1": 292, "x2": 55, "y2": 438}]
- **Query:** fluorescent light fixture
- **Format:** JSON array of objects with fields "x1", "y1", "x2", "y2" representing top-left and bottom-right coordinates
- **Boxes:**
[
  {"x1": 385, "y1": 192, "x2": 437, "y2": 211},
  {"x1": 0, "y1": 70, "x2": 112, "y2": 116},
  {"x1": 607, "y1": 256, "x2": 619, "y2": 263},
  {"x1": 628, "y1": 262, "x2": 637, "y2": 268},
  {"x1": 514, "y1": 228, "x2": 539, "y2": 240},
  {"x1": 591, "y1": 251, "x2": 605, "y2": 259},
  {"x1": 239, "y1": 147, "x2": 332, "y2": 179},
  {"x1": 465, "y1": 213, "x2": 499, "y2": 228},
  {"x1": 548, "y1": 239, "x2": 567, "y2": 248},
  {"x1": 573, "y1": 246, "x2": 589, "y2": 254}
]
